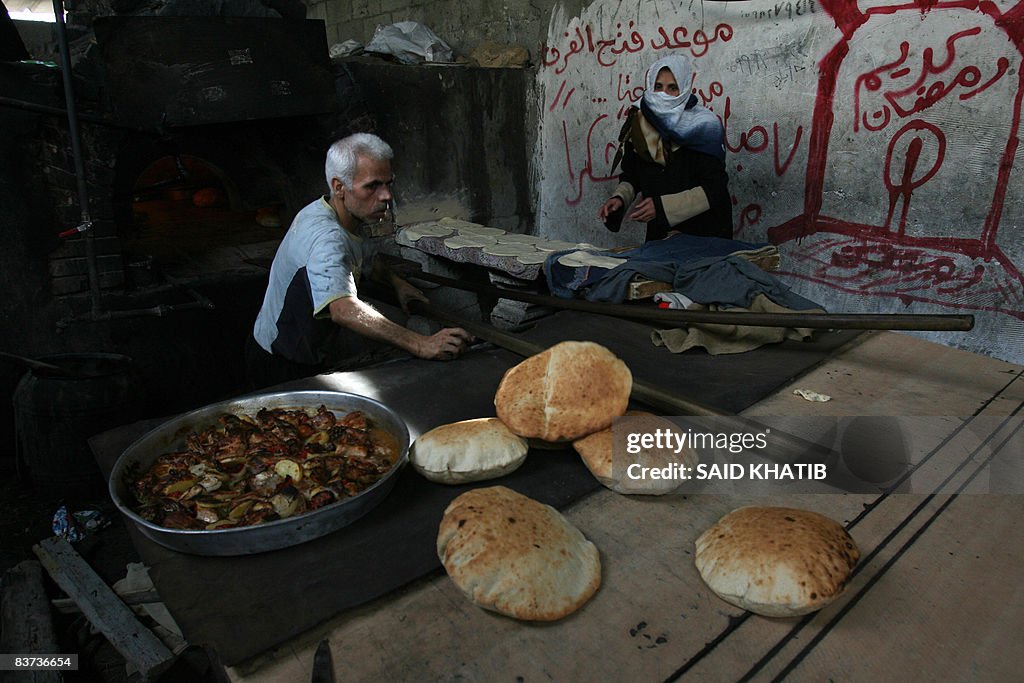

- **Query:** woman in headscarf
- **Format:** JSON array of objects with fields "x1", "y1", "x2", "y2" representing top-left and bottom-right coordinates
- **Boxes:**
[{"x1": 597, "y1": 54, "x2": 733, "y2": 242}]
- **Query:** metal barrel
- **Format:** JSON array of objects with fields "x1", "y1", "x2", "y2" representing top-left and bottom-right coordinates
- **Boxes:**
[{"x1": 13, "y1": 353, "x2": 144, "y2": 500}]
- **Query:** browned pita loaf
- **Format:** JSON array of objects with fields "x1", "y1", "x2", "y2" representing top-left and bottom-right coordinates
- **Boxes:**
[
  {"x1": 436, "y1": 486, "x2": 601, "y2": 621},
  {"x1": 573, "y1": 411, "x2": 695, "y2": 495},
  {"x1": 695, "y1": 506, "x2": 859, "y2": 617},
  {"x1": 410, "y1": 418, "x2": 528, "y2": 484},
  {"x1": 494, "y1": 341, "x2": 632, "y2": 442}
]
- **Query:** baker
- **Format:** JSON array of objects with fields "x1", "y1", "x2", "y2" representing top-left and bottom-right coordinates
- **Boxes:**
[
  {"x1": 246, "y1": 133, "x2": 472, "y2": 389},
  {"x1": 597, "y1": 54, "x2": 733, "y2": 241}
]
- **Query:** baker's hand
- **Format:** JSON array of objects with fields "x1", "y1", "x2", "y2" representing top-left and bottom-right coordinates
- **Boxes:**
[
  {"x1": 392, "y1": 279, "x2": 429, "y2": 313},
  {"x1": 626, "y1": 195, "x2": 657, "y2": 223},
  {"x1": 415, "y1": 327, "x2": 473, "y2": 361},
  {"x1": 598, "y1": 196, "x2": 624, "y2": 221}
]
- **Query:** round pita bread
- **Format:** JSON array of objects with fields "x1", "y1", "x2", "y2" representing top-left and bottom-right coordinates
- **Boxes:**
[
  {"x1": 437, "y1": 486, "x2": 601, "y2": 621},
  {"x1": 410, "y1": 418, "x2": 528, "y2": 484},
  {"x1": 695, "y1": 506, "x2": 859, "y2": 617},
  {"x1": 573, "y1": 411, "x2": 695, "y2": 495},
  {"x1": 494, "y1": 341, "x2": 632, "y2": 442}
]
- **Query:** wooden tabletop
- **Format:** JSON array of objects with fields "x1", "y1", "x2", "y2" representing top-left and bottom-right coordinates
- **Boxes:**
[{"x1": 226, "y1": 331, "x2": 1024, "y2": 682}]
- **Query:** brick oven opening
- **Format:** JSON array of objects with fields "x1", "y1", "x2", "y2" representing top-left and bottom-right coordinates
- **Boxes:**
[
  {"x1": 122, "y1": 153, "x2": 284, "y2": 281},
  {"x1": 26, "y1": 14, "x2": 357, "y2": 305}
]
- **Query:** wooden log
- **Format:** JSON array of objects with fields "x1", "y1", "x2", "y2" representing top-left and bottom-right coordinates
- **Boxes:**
[
  {"x1": 408, "y1": 267, "x2": 975, "y2": 331},
  {"x1": 409, "y1": 301, "x2": 729, "y2": 417},
  {"x1": 0, "y1": 561, "x2": 61, "y2": 683},
  {"x1": 32, "y1": 537, "x2": 175, "y2": 680}
]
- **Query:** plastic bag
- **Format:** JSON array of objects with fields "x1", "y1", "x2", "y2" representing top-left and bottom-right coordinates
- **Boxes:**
[
  {"x1": 364, "y1": 21, "x2": 454, "y2": 64},
  {"x1": 329, "y1": 39, "x2": 364, "y2": 59}
]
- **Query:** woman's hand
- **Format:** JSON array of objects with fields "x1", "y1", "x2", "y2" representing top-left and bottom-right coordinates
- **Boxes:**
[
  {"x1": 626, "y1": 195, "x2": 657, "y2": 223},
  {"x1": 598, "y1": 196, "x2": 624, "y2": 221}
]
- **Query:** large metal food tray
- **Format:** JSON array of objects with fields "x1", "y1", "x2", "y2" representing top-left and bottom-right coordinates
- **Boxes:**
[{"x1": 109, "y1": 390, "x2": 410, "y2": 556}]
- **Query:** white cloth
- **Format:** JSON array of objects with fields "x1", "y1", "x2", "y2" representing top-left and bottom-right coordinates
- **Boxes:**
[{"x1": 653, "y1": 291, "x2": 694, "y2": 309}]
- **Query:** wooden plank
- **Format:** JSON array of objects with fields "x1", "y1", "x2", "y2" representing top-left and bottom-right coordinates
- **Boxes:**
[
  {"x1": 51, "y1": 589, "x2": 164, "y2": 615},
  {"x1": 32, "y1": 537, "x2": 175, "y2": 680},
  {"x1": 1, "y1": 560, "x2": 61, "y2": 683},
  {"x1": 760, "y1": 494, "x2": 1024, "y2": 681},
  {"x1": 625, "y1": 278, "x2": 671, "y2": 300}
]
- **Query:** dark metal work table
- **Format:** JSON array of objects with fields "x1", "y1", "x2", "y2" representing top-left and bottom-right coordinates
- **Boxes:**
[{"x1": 89, "y1": 312, "x2": 861, "y2": 666}]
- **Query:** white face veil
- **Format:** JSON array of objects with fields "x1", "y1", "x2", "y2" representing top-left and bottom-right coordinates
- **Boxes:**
[
  {"x1": 632, "y1": 53, "x2": 725, "y2": 161},
  {"x1": 637, "y1": 53, "x2": 694, "y2": 116}
]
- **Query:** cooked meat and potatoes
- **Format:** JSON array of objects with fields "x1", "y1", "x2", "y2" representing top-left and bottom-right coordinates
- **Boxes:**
[{"x1": 125, "y1": 406, "x2": 399, "y2": 530}]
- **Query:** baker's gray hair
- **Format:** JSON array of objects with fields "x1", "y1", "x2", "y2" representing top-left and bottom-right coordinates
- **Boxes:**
[{"x1": 325, "y1": 133, "x2": 394, "y2": 192}]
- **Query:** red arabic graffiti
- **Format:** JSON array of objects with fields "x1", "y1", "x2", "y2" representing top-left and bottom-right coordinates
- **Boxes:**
[
  {"x1": 780, "y1": 235, "x2": 1024, "y2": 317},
  {"x1": 736, "y1": 202, "x2": 763, "y2": 238},
  {"x1": 555, "y1": 86, "x2": 807, "y2": 210},
  {"x1": 721, "y1": 96, "x2": 806, "y2": 172},
  {"x1": 541, "y1": 22, "x2": 733, "y2": 75},
  {"x1": 767, "y1": 0, "x2": 1024, "y2": 319},
  {"x1": 854, "y1": 27, "x2": 1011, "y2": 133},
  {"x1": 562, "y1": 114, "x2": 618, "y2": 206},
  {"x1": 554, "y1": 74, "x2": 808, "y2": 210},
  {"x1": 884, "y1": 120, "x2": 946, "y2": 235}
]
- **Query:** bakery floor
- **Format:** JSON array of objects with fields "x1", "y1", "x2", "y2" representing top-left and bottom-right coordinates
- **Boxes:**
[{"x1": 228, "y1": 331, "x2": 1024, "y2": 682}]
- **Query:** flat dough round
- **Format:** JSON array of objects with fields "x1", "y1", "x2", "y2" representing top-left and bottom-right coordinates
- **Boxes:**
[
  {"x1": 457, "y1": 226, "x2": 506, "y2": 237},
  {"x1": 695, "y1": 506, "x2": 860, "y2": 617},
  {"x1": 482, "y1": 243, "x2": 540, "y2": 257},
  {"x1": 438, "y1": 217, "x2": 506, "y2": 237},
  {"x1": 515, "y1": 252, "x2": 550, "y2": 265},
  {"x1": 444, "y1": 234, "x2": 499, "y2": 249},
  {"x1": 496, "y1": 234, "x2": 542, "y2": 244},
  {"x1": 438, "y1": 217, "x2": 481, "y2": 229},
  {"x1": 437, "y1": 486, "x2": 601, "y2": 621},
  {"x1": 401, "y1": 223, "x2": 455, "y2": 241},
  {"x1": 557, "y1": 251, "x2": 627, "y2": 269},
  {"x1": 535, "y1": 240, "x2": 578, "y2": 252}
]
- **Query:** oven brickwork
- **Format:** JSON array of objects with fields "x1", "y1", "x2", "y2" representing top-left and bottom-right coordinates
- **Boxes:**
[{"x1": 40, "y1": 118, "x2": 127, "y2": 300}]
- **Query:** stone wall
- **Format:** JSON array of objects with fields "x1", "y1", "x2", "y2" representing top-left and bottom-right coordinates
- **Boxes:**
[
  {"x1": 339, "y1": 58, "x2": 536, "y2": 230},
  {"x1": 307, "y1": 0, "x2": 587, "y2": 61}
]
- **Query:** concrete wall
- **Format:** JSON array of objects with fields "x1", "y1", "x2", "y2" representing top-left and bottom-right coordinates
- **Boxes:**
[
  {"x1": 341, "y1": 59, "x2": 536, "y2": 230},
  {"x1": 534, "y1": 0, "x2": 1024, "y2": 364}
]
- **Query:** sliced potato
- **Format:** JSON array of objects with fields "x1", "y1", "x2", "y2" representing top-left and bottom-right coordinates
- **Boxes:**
[
  {"x1": 271, "y1": 486, "x2": 303, "y2": 518},
  {"x1": 274, "y1": 459, "x2": 302, "y2": 482},
  {"x1": 195, "y1": 507, "x2": 220, "y2": 524},
  {"x1": 228, "y1": 499, "x2": 255, "y2": 520},
  {"x1": 162, "y1": 478, "x2": 197, "y2": 496}
]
